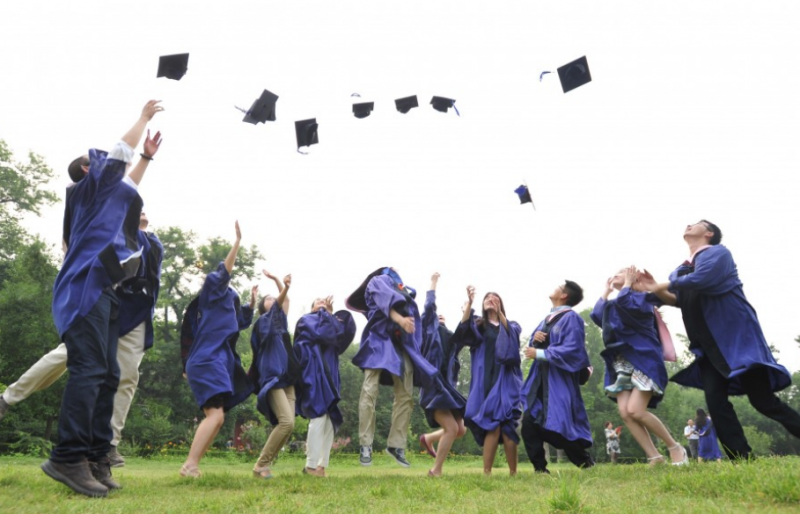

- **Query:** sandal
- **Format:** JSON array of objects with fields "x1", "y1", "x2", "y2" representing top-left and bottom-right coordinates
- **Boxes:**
[
  {"x1": 647, "y1": 455, "x2": 666, "y2": 466},
  {"x1": 180, "y1": 464, "x2": 202, "y2": 478},
  {"x1": 668, "y1": 444, "x2": 689, "y2": 466}
]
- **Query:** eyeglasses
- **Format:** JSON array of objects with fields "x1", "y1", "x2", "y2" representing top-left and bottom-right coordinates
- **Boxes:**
[{"x1": 559, "y1": 285, "x2": 567, "y2": 293}]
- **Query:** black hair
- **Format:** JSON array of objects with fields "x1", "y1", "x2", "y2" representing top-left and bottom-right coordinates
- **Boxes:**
[
  {"x1": 477, "y1": 291, "x2": 506, "y2": 328},
  {"x1": 258, "y1": 296, "x2": 273, "y2": 316},
  {"x1": 67, "y1": 155, "x2": 90, "y2": 183},
  {"x1": 700, "y1": 219, "x2": 722, "y2": 245},
  {"x1": 695, "y1": 408, "x2": 708, "y2": 428},
  {"x1": 605, "y1": 421, "x2": 613, "y2": 428},
  {"x1": 563, "y1": 280, "x2": 584, "y2": 307}
]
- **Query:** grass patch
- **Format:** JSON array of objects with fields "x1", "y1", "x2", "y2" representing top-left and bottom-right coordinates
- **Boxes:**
[{"x1": 1, "y1": 455, "x2": 799, "y2": 513}]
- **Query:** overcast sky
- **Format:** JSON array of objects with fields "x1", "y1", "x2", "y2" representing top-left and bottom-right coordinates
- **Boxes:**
[{"x1": 3, "y1": 1, "x2": 799, "y2": 370}]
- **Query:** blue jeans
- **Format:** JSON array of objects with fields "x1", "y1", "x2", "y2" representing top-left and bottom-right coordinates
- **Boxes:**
[{"x1": 51, "y1": 289, "x2": 121, "y2": 463}]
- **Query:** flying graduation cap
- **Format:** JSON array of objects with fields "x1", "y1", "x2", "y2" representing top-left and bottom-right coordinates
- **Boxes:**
[
  {"x1": 430, "y1": 96, "x2": 459, "y2": 115},
  {"x1": 352, "y1": 102, "x2": 374, "y2": 119},
  {"x1": 395, "y1": 95, "x2": 418, "y2": 114},
  {"x1": 557, "y1": 56, "x2": 592, "y2": 93},
  {"x1": 157, "y1": 53, "x2": 190, "y2": 81},
  {"x1": 514, "y1": 184, "x2": 536, "y2": 210},
  {"x1": 240, "y1": 89, "x2": 279, "y2": 124},
  {"x1": 295, "y1": 118, "x2": 319, "y2": 154}
]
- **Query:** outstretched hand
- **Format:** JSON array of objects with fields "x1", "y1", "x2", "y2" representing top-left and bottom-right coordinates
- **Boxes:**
[
  {"x1": 141, "y1": 100, "x2": 164, "y2": 121},
  {"x1": 250, "y1": 285, "x2": 259, "y2": 306},
  {"x1": 324, "y1": 295, "x2": 334, "y2": 313},
  {"x1": 143, "y1": 129, "x2": 162, "y2": 158},
  {"x1": 638, "y1": 269, "x2": 658, "y2": 290},
  {"x1": 283, "y1": 274, "x2": 292, "y2": 288},
  {"x1": 234, "y1": 221, "x2": 242, "y2": 242},
  {"x1": 466, "y1": 285, "x2": 475, "y2": 305}
]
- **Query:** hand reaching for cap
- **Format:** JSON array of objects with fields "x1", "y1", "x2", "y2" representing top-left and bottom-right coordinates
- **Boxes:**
[
  {"x1": 234, "y1": 221, "x2": 242, "y2": 242},
  {"x1": 143, "y1": 130, "x2": 162, "y2": 158},
  {"x1": 141, "y1": 100, "x2": 164, "y2": 121}
]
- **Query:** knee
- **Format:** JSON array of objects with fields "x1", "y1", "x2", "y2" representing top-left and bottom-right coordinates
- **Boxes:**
[
  {"x1": 627, "y1": 408, "x2": 646, "y2": 423},
  {"x1": 457, "y1": 425, "x2": 467, "y2": 439},
  {"x1": 278, "y1": 415, "x2": 295, "y2": 433}
]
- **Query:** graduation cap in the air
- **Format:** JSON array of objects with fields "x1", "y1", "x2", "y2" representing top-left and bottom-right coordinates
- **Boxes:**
[
  {"x1": 431, "y1": 96, "x2": 459, "y2": 115},
  {"x1": 352, "y1": 102, "x2": 374, "y2": 119},
  {"x1": 295, "y1": 118, "x2": 319, "y2": 153},
  {"x1": 395, "y1": 96, "x2": 419, "y2": 114},
  {"x1": 557, "y1": 56, "x2": 592, "y2": 93},
  {"x1": 241, "y1": 89, "x2": 279, "y2": 124},
  {"x1": 157, "y1": 53, "x2": 189, "y2": 81},
  {"x1": 514, "y1": 184, "x2": 536, "y2": 210}
]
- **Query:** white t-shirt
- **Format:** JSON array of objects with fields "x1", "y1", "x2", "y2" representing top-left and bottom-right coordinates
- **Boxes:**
[{"x1": 684, "y1": 425, "x2": 699, "y2": 440}]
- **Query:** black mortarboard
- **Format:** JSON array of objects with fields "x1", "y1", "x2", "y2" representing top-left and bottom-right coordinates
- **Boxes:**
[
  {"x1": 242, "y1": 89, "x2": 279, "y2": 124},
  {"x1": 352, "y1": 102, "x2": 374, "y2": 119},
  {"x1": 395, "y1": 96, "x2": 418, "y2": 114},
  {"x1": 430, "y1": 96, "x2": 456, "y2": 113},
  {"x1": 157, "y1": 53, "x2": 189, "y2": 81},
  {"x1": 557, "y1": 56, "x2": 592, "y2": 93},
  {"x1": 295, "y1": 118, "x2": 319, "y2": 151}
]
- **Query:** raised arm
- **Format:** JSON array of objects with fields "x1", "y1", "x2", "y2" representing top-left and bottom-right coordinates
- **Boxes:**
[
  {"x1": 461, "y1": 285, "x2": 475, "y2": 323},
  {"x1": 121, "y1": 100, "x2": 163, "y2": 150},
  {"x1": 224, "y1": 221, "x2": 242, "y2": 274},
  {"x1": 276, "y1": 274, "x2": 291, "y2": 313},
  {"x1": 127, "y1": 129, "x2": 163, "y2": 186},
  {"x1": 640, "y1": 269, "x2": 678, "y2": 306}
]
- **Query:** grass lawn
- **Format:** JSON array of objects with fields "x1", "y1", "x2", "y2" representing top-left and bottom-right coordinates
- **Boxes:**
[{"x1": 1, "y1": 453, "x2": 799, "y2": 513}]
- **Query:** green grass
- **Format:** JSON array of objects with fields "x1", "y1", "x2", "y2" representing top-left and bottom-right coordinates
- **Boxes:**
[{"x1": 2, "y1": 454, "x2": 799, "y2": 513}]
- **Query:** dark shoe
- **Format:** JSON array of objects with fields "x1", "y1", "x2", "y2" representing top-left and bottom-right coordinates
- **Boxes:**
[
  {"x1": 359, "y1": 446, "x2": 372, "y2": 466},
  {"x1": 535, "y1": 468, "x2": 551, "y2": 475},
  {"x1": 107, "y1": 446, "x2": 125, "y2": 468},
  {"x1": 41, "y1": 459, "x2": 108, "y2": 497},
  {"x1": 385, "y1": 447, "x2": 410, "y2": 468},
  {"x1": 0, "y1": 395, "x2": 9, "y2": 422},
  {"x1": 90, "y1": 459, "x2": 122, "y2": 490}
]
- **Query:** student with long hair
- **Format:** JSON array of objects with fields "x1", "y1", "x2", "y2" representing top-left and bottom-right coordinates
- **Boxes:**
[
  {"x1": 294, "y1": 296, "x2": 357, "y2": 477},
  {"x1": 182, "y1": 222, "x2": 255, "y2": 478},
  {"x1": 695, "y1": 408, "x2": 723, "y2": 462},
  {"x1": 452, "y1": 286, "x2": 522, "y2": 476},
  {"x1": 249, "y1": 270, "x2": 294, "y2": 479},
  {"x1": 590, "y1": 266, "x2": 687, "y2": 466},
  {"x1": 418, "y1": 273, "x2": 467, "y2": 477}
]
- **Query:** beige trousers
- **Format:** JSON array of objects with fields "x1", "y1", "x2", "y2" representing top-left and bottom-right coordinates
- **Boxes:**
[
  {"x1": 358, "y1": 351, "x2": 414, "y2": 449},
  {"x1": 2, "y1": 322, "x2": 146, "y2": 446},
  {"x1": 255, "y1": 386, "x2": 296, "y2": 468},
  {"x1": 305, "y1": 414, "x2": 334, "y2": 469}
]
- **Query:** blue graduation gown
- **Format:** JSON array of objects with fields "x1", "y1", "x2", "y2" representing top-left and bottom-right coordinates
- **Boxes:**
[
  {"x1": 697, "y1": 419, "x2": 723, "y2": 460},
  {"x1": 185, "y1": 262, "x2": 254, "y2": 410},
  {"x1": 590, "y1": 288, "x2": 668, "y2": 408},
  {"x1": 419, "y1": 290, "x2": 467, "y2": 428},
  {"x1": 293, "y1": 310, "x2": 357, "y2": 432},
  {"x1": 452, "y1": 313, "x2": 522, "y2": 446},
  {"x1": 249, "y1": 302, "x2": 297, "y2": 425},
  {"x1": 53, "y1": 145, "x2": 143, "y2": 338},
  {"x1": 522, "y1": 310, "x2": 592, "y2": 447},
  {"x1": 117, "y1": 230, "x2": 163, "y2": 350},
  {"x1": 351, "y1": 275, "x2": 442, "y2": 387},
  {"x1": 668, "y1": 245, "x2": 791, "y2": 394}
]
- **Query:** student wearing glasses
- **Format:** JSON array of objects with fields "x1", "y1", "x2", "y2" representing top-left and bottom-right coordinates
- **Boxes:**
[{"x1": 642, "y1": 220, "x2": 800, "y2": 460}]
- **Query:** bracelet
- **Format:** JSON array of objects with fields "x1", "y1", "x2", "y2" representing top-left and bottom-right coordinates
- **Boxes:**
[{"x1": 140, "y1": 153, "x2": 154, "y2": 161}]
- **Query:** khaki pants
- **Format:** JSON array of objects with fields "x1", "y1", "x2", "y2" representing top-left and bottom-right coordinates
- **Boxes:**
[
  {"x1": 255, "y1": 386, "x2": 296, "y2": 468},
  {"x1": 358, "y1": 352, "x2": 414, "y2": 449},
  {"x1": 2, "y1": 322, "x2": 146, "y2": 446},
  {"x1": 306, "y1": 414, "x2": 334, "y2": 469}
]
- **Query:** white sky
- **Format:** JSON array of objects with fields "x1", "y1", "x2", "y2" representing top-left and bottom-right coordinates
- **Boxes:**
[{"x1": 3, "y1": 1, "x2": 800, "y2": 370}]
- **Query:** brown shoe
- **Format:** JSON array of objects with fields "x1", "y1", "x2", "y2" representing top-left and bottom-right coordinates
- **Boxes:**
[
  {"x1": 41, "y1": 459, "x2": 108, "y2": 497},
  {"x1": 107, "y1": 445, "x2": 125, "y2": 468},
  {"x1": 90, "y1": 458, "x2": 122, "y2": 490}
]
